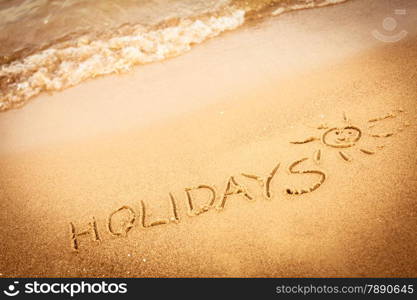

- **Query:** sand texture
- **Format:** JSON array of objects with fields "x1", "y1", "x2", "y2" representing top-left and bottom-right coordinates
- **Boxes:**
[{"x1": 0, "y1": 0, "x2": 416, "y2": 277}]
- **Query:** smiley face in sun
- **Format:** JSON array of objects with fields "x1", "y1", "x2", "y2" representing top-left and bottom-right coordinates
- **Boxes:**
[
  {"x1": 321, "y1": 126, "x2": 361, "y2": 148},
  {"x1": 290, "y1": 110, "x2": 409, "y2": 163}
]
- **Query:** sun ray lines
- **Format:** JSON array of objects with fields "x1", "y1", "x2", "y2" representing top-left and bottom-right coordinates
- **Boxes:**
[
  {"x1": 338, "y1": 151, "x2": 352, "y2": 162},
  {"x1": 290, "y1": 136, "x2": 320, "y2": 144},
  {"x1": 313, "y1": 149, "x2": 321, "y2": 164},
  {"x1": 289, "y1": 109, "x2": 410, "y2": 164},
  {"x1": 359, "y1": 148, "x2": 375, "y2": 155}
]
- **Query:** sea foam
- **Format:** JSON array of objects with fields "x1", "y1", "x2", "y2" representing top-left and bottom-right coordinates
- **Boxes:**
[{"x1": 0, "y1": 0, "x2": 350, "y2": 112}]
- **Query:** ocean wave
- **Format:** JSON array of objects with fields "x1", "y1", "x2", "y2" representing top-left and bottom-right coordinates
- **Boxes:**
[{"x1": 0, "y1": 0, "x2": 349, "y2": 112}]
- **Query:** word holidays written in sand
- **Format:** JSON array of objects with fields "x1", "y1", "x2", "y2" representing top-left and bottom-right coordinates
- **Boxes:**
[
  {"x1": 69, "y1": 160, "x2": 322, "y2": 251},
  {"x1": 69, "y1": 110, "x2": 410, "y2": 251}
]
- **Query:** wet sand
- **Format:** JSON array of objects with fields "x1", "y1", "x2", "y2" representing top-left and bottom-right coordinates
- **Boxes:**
[{"x1": 1, "y1": 0, "x2": 416, "y2": 277}]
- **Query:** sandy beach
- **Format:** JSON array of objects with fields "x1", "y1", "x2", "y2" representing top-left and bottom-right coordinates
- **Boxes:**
[{"x1": 0, "y1": 0, "x2": 416, "y2": 277}]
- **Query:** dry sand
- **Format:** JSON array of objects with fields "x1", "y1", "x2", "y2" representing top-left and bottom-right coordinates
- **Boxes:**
[{"x1": 0, "y1": 0, "x2": 416, "y2": 277}]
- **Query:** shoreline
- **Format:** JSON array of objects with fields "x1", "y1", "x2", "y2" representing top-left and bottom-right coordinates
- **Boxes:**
[{"x1": 0, "y1": 0, "x2": 350, "y2": 112}]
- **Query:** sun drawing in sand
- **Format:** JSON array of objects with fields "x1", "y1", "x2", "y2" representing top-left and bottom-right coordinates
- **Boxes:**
[{"x1": 290, "y1": 110, "x2": 409, "y2": 164}]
